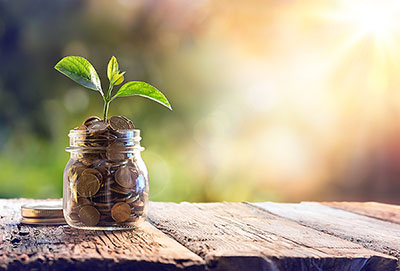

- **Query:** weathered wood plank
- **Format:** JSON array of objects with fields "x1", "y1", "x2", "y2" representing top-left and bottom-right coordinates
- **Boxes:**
[
  {"x1": 251, "y1": 202, "x2": 400, "y2": 266},
  {"x1": 148, "y1": 201, "x2": 396, "y2": 271},
  {"x1": 0, "y1": 199, "x2": 204, "y2": 271},
  {"x1": 322, "y1": 201, "x2": 400, "y2": 225}
]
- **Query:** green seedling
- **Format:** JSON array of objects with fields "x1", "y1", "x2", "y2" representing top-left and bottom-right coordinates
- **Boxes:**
[{"x1": 55, "y1": 56, "x2": 172, "y2": 120}]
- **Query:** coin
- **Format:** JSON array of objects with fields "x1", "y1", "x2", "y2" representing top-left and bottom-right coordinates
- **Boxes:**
[
  {"x1": 21, "y1": 201, "x2": 64, "y2": 218},
  {"x1": 21, "y1": 217, "x2": 66, "y2": 225},
  {"x1": 120, "y1": 116, "x2": 134, "y2": 129},
  {"x1": 69, "y1": 163, "x2": 85, "y2": 181},
  {"x1": 93, "y1": 201, "x2": 113, "y2": 209},
  {"x1": 131, "y1": 199, "x2": 144, "y2": 214},
  {"x1": 87, "y1": 121, "x2": 108, "y2": 133},
  {"x1": 106, "y1": 141, "x2": 127, "y2": 161},
  {"x1": 95, "y1": 166, "x2": 109, "y2": 178},
  {"x1": 77, "y1": 174, "x2": 100, "y2": 197},
  {"x1": 79, "y1": 154, "x2": 102, "y2": 167},
  {"x1": 111, "y1": 202, "x2": 131, "y2": 222},
  {"x1": 108, "y1": 116, "x2": 131, "y2": 131},
  {"x1": 78, "y1": 206, "x2": 100, "y2": 226},
  {"x1": 114, "y1": 193, "x2": 139, "y2": 203},
  {"x1": 82, "y1": 168, "x2": 103, "y2": 183},
  {"x1": 104, "y1": 159, "x2": 128, "y2": 169},
  {"x1": 75, "y1": 124, "x2": 87, "y2": 131},
  {"x1": 109, "y1": 185, "x2": 133, "y2": 195},
  {"x1": 115, "y1": 166, "x2": 137, "y2": 188},
  {"x1": 92, "y1": 194, "x2": 118, "y2": 203},
  {"x1": 69, "y1": 212, "x2": 80, "y2": 221},
  {"x1": 83, "y1": 116, "x2": 102, "y2": 127},
  {"x1": 77, "y1": 197, "x2": 92, "y2": 206},
  {"x1": 91, "y1": 189, "x2": 113, "y2": 198}
]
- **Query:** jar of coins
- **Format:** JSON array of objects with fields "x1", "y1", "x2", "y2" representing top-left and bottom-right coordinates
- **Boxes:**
[{"x1": 63, "y1": 116, "x2": 148, "y2": 230}]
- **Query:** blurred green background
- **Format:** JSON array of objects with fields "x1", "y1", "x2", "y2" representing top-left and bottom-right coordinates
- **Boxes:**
[{"x1": 2, "y1": 0, "x2": 400, "y2": 203}]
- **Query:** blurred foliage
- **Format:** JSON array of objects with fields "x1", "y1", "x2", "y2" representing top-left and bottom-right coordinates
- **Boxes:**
[
  {"x1": 2, "y1": 0, "x2": 400, "y2": 203},
  {"x1": 0, "y1": 0, "x2": 264, "y2": 202}
]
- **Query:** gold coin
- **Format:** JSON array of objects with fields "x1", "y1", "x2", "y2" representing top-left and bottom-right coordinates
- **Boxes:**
[
  {"x1": 111, "y1": 202, "x2": 131, "y2": 222},
  {"x1": 77, "y1": 174, "x2": 100, "y2": 197},
  {"x1": 106, "y1": 141, "x2": 127, "y2": 161},
  {"x1": 115, "y1": 166, "x2": 137, "y2": 188},
  {"x1": 108, "y1": 116, "x2": 131, "y2": 131},
  {"x1": 83, "y1": 116, "x2": 101, "y2": 127},
  {"x1": 87, "y1": 121, "x2": 108, "y2": 133},
  {"x1": 78, "y1": 206, "x2": 100, "y2": 226}
]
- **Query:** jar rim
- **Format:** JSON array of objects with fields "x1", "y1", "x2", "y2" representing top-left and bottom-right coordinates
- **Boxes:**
[
  {"x1": 66, "y1": 128, "x2": 144, "y2": 153},
  {"x1": 68, "y1": 128, "x2": 141, "y2": 137}
]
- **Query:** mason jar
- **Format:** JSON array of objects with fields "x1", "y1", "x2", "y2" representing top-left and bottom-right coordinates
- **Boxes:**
[{"x1": 63, "y1": 128, "x2": 148, "y2": 230}]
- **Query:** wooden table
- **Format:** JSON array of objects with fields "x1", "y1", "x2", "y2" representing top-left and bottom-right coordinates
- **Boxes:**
[{"x1": 1, "y1": 199, "x2": 400, "y2": 271}]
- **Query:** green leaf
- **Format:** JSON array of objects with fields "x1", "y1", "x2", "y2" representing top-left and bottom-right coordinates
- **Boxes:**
[
  {"x1": 55, "y1": 56, "x2": 103, "y2": 95},
  {"x1": 107, "y1": 56, "x2": 119, "y2": 81},
  {"x1": 111, "y1": 72, "x2": 125, "y2": 86},
  {"x1": 112, "y1": 81, "x2": 172, "y2": 110}
]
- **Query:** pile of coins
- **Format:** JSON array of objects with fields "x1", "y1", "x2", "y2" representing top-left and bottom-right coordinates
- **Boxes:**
[{"x1": 66, "y1": 116, "x2": 145, "y2": 227}]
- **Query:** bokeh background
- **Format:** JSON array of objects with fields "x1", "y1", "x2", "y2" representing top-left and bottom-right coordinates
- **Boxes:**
[{"x1": 1, "y1": 0, "x2": 400, "y2": 203}]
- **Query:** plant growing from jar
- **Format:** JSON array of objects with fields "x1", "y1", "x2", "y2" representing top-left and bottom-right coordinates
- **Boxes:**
[
  {"x1": 55, "y1": 56, "x2": 172, "y2": 120},
  {"x1": 55, "y1": 56, "x2": 171, "y2": 230}
]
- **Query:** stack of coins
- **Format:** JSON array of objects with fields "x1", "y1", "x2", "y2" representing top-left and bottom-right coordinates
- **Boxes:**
[
  {"x1": 66, "y1": 116, "x2": 146, "y2": 228},
  {"x1": 21, "y1": 200, "x2": 66, "y2": 225}
]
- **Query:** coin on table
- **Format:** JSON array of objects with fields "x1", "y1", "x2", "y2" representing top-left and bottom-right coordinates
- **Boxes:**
[
  {"x1": 83, "y1": 116, "x2": 102, "y2": 127},
  {"x1": 77, "y1": 174, "x2": 100, "y2": 197},
  {"x1": 115, "y1": 166, "x2": 137, "y2": 188},
  {"x1": 108, "y1": 116, "x2": 131, "y2": 131},
  {"x1": 87, "y1": 121, "x2": 108, "y2": 133},
  {"x1": 106, "y1": 141, "x2": 127, "y2": 161},
  {"x1": 111, "y1": 202, "x2": 131, "y2": 222},
  {"x1": 78, "y1": 205, "x2": 100, "y2": 226}
]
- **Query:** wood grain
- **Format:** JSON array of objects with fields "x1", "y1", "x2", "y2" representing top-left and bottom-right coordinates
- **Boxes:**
[
  {"x1": 0, "y1": 199, "x2": 204, "y2": 271},
  {"x1": 148, "y1": 201, "x2": 396, "y2": 271},
  {"x1": 322, "y1": 201, "x2": 400, "y2": 225},
  {"x1": 251, "y1": 202, "x2": 400, "y2": 266}
]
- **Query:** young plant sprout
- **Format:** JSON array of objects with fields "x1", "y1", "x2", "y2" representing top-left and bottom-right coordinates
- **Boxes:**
[
  {"x1": 58, "y1": 56, "x2": 170, "y2": 229},
  {"x1": 55, "y1": 56, "x2": 172, "y2": 121}
]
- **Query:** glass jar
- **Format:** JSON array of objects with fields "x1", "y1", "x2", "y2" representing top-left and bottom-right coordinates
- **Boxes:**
[{"x1": 63, "y1": 128, "x2": 148, "y2": 230}]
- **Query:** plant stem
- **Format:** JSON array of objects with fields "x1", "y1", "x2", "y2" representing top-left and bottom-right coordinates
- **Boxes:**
[
  {"x1": 103, "y1": 83, "x2": 114, "y2": 121},
  {"x1": 103, "y1": 100, "x2": 110, "y2": 121}
]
